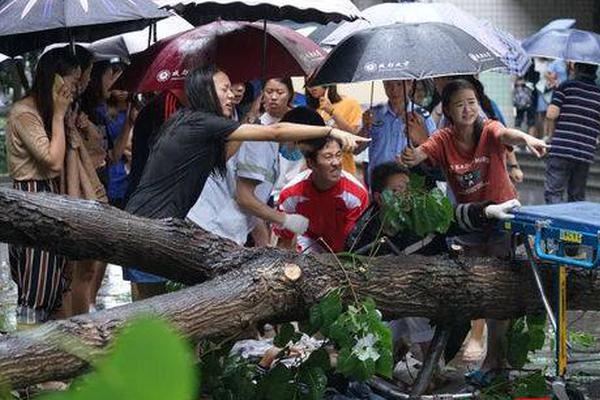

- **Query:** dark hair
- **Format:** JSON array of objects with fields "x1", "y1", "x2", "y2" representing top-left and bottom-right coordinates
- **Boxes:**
[
  {"x1": 305, "y1": 85, "x2": 342, "y2": 110},
  {"x1": 80, "y1": 60, "x2": 112, "y2": 123},
  {"x1": 281, "y1": 106, "x2": 325, "y2": 126},
  {"x1": 264, "y1": 77, "x2": 294, "y2": 106},
  {"x1": 370, "y1": 162, "x2": 409, "y2": 196},
  {"x1": 30, "y1": 47, "x2": 80, "y2": 137},
  {"x1": 185, "y1": 65, "x2": 225, "y2": 116},
  {"x1": 282, "y1": 106, "x2": 338, "y2": 160},
  {"x1": 574, "y1": 63, "x2": 598, "y2": 79},
  {"x1": 72, "y1": 45, "x2": 94, "y2": 71},
  {"x1": 441, "y1": 79, "x2": 484, "y2": 144}
]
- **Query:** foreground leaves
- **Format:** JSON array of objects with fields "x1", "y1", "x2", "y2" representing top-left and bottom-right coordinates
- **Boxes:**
[{"x1": 41, "y1": 318, "x2": 197, "y2": 400}]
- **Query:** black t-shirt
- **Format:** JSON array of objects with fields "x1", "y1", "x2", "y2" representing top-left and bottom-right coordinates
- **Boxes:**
[
  {"x1": 125, "y1": 110, "x2": 240, "y2": 219},
  {"x1": 125, "y1": 92, "x2": 182, "y2": 203}
]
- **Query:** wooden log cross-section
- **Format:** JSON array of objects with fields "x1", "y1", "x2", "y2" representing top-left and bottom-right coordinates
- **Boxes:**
[{"x1": 1, "y1": 187, "x2": 600, "y2": 388}]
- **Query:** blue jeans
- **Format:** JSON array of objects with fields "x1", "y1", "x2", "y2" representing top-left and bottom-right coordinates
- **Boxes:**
[{"x1": 544, "y1": 156, "x2": 590, "y2": 204}]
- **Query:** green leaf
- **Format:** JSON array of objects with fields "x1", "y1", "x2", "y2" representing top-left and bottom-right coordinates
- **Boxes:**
[
  {"x1": 274, "y1": 323, "x2": 296, "y2": 348},
  {"x1": 297, "y1": 366, "x2": 327, "y2": 400},
  {"x1": 381, "y1": 182, "x2": 453, "y2": 237},
  {"x1": 408, "y1": 173, "x2": 426, "y2": 191},
  {"x1": 304, "y1": 348, "x2": 332, "y2": 372},
  {"x1": 311, "y1": 290, "x2": 343, "y2": 336},
  {"x1": 308, "y1": 303, "x2": 323, "y2": 335},
  {"x1": 374, "y1": 348, "x2": 393, "y2": 378},
  {"x1": 512, "y1": 371, "x2": 549, "y2": 398},
  {"x1": 41, "y1": 318, "x2": 197, "y2": 400},
  {"x1": 257, "y1": 364, "x2": 295, "y2": 400}
]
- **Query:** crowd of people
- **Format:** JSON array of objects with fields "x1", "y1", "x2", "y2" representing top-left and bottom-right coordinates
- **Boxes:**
[{"x1": 5, "y1": 40, "x2": 600, "y2": 385}]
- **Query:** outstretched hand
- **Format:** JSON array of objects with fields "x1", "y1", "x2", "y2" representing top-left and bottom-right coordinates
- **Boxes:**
[
  {"x1": 525, "y1": 136, "x2": 549, "y2": 158},
  {"x1": 330, "y1": 128, "x2": 370, "y2": 152}
]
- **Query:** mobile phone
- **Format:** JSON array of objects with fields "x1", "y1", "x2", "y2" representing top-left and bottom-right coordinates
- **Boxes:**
[{"x1": 53, "y1": 74, "x2": 64, "y2": 97}]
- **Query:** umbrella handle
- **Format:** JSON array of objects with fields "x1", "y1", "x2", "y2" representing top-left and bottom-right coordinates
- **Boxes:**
[{"x1": 369, "y1": 81, "x2": 374, "y2": 109}]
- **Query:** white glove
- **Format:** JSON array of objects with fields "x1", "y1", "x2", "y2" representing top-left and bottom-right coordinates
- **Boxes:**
[
  {"x1": 484, "y1": 199, "x2": 522, "y2": 220},
  {"x1": 282, "y1": 214, "x2": 309, "y2": 234}
]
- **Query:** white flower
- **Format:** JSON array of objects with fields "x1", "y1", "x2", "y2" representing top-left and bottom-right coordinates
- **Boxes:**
[{"x1": 352, "y1": 333, "x2": 380, "y2": 362}]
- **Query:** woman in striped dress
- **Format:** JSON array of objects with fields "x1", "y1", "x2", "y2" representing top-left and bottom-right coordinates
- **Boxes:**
[{"x1": 5, "y1": 47, "x2": 79, "y2": 325}]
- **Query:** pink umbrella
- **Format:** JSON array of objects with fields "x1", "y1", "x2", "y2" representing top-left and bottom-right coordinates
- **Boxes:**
[{"x1": 121, "y1": 20, "x2": 326, "y2": 92}]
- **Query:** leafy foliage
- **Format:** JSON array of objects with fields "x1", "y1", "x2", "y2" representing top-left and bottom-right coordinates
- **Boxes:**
[
  {"x1": 325, "y1": 298, "x2": 393, "y2": 381},
  {"x1": 481, "y1": 371, "x2": 549, "y2": 400},
  {"x1": 199, "y1": 290, "x2": 392, "y2": 399},
  {"x1": 380, "y1": 173, "x2": 454, "y2": 237},
  {"x1": 506, "y1": 314, "x2": 547, "y2": 369},
  {"x1": 40, "y1": 318, "x2": 197, "y2": 400}
]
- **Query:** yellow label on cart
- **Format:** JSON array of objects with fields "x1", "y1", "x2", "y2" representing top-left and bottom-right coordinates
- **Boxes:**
[
  {"x1": 560, "y1": 230, "x2": 582, "y2": 244},
  {"x1": 504, "y1": 221, "x2": 511, "y2": 231}
]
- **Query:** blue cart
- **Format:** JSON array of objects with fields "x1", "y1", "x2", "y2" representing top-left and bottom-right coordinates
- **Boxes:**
[{"x1": 505, "y1": 201, "x2": 600, "y2": 400}]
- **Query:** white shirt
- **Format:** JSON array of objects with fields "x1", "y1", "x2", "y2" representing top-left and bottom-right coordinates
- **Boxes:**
[{"x1": 186, "y1": 116, "x2": 281, "y2": 244}]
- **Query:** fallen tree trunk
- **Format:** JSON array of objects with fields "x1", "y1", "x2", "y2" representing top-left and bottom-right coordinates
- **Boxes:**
[
  {"x1": 0, "y1": 187, "x2": 282, "y2": 284},
  {"x1": 2, "y1": 188, "x2": 600, "y2": 388}
]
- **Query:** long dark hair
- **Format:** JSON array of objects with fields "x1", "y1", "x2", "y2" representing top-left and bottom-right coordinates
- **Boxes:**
[
  {"x1": 30, "y1": 47, "x2": 79, "y2": 137},
  {"x1": 305, "y1": 84, "x2": 342, "y2": 110},
  {"x1": 185, "y1": 64, "x2": 224, "y2": 116},
  {"x1": 441, "y1": 79, "x2": 484, "y2": 144},
  {"x1": 154, "y1": 65, "x2": 229, "y2": 176},
  {"x1": 72, "y1": 45, "x2": 94, "y2": 72},
  {"x1": 80, "y1": 60, "x2": 112, "y2": 124}
]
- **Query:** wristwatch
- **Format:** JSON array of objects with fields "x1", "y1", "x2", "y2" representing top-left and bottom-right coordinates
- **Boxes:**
[{"x1": 507, "y1": 164, "x2": 520, "y2": 170}]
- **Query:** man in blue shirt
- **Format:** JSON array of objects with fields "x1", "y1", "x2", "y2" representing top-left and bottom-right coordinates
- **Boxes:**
[{"x1": 359, "y1": 80, "x2": 437, "y2": 182}]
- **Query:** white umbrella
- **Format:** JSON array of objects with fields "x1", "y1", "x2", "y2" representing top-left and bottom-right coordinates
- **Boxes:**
[
  {"x1": 154, "y1": 0, "x2": 362, "y2": 24},
  {"x1": 321, "y1": 2, "x2": 530, "y2": 76},
  {"x1": 89, "y1": 14, "x2": 194, "y2": 60}
]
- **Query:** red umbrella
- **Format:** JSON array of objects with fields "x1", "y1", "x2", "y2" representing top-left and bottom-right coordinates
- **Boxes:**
[{"x1": 121, "y1": 20, "x2": 327, "y2": 92}]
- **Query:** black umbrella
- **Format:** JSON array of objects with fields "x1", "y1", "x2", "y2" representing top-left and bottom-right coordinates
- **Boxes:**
[
  {"x1": 155, "y1": 0, "x2": 362, "y2": 25},
  {"x1": 310, "y1": 22, "x2": 505, "y2": 86},
  {"x1": 0, "y1": 0, "x2": 170, "y2": 56}
]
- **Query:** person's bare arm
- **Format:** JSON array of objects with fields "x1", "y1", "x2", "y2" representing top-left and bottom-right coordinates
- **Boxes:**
[
  {"x1": 228, "y1": 124, "x2": 369, "y2": 153},
  {"x1": 499, "y1": 128, "x2": 549, "y2": 158},
  {"x1": 545, "y1": 104, "x2": 560, "y2": 138},
  {"x1": 277, "y1": 236, "x2": 295, "y2": 250},
  {"x1": 506, "y1": 150, "x2": 523, "y2": 183},
  {"x1": 236, "y1": 177, "x2": 286, "y2": 225},
  {"x1": 250, "y1": 221, "x2": 271, "y2": 247}
]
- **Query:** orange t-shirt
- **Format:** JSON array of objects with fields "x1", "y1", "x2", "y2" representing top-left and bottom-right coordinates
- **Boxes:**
[
  {"x1": 318, "y1": 97, "x2": 362, "y2": 174},
  {"x1": 420, "y1": 120, "x2": 517, "y2": 204}
]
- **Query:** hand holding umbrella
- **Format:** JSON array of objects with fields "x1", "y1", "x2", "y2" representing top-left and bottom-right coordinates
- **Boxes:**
[{"x1": 406, "y1": 112, "x2": 428, "y2": 146}]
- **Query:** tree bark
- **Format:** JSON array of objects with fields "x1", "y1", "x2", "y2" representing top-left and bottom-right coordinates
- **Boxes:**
[{"x1": 1, "y1": 188, "x2": 600, "y2": 388}]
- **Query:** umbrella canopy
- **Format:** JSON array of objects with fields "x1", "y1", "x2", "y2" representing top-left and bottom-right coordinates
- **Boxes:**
[
  {"x1": 310, "y1": 22, "x2": 505, "y2": 86},
  {"x1": 0, "y1": 0, "x2": 170, "y2": 56},
  {"x1": 522, "y1": 29, "x2": 600, "y2": 66},
  {"x1": 321, "y1": 2, "x2": 530, "y2": 76},
  {"x1": 121, "y1": 20, "x2": 327, "y2": 92},
  {"x1": 89, "y1": 14, "x2": 194, "y2": 61},
  {"x1": 521, "y1": 18, "x2": 576, "y2": 50},
  {"x1": 154, "y1": 0, "x2": 362, "y2": 24}
]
